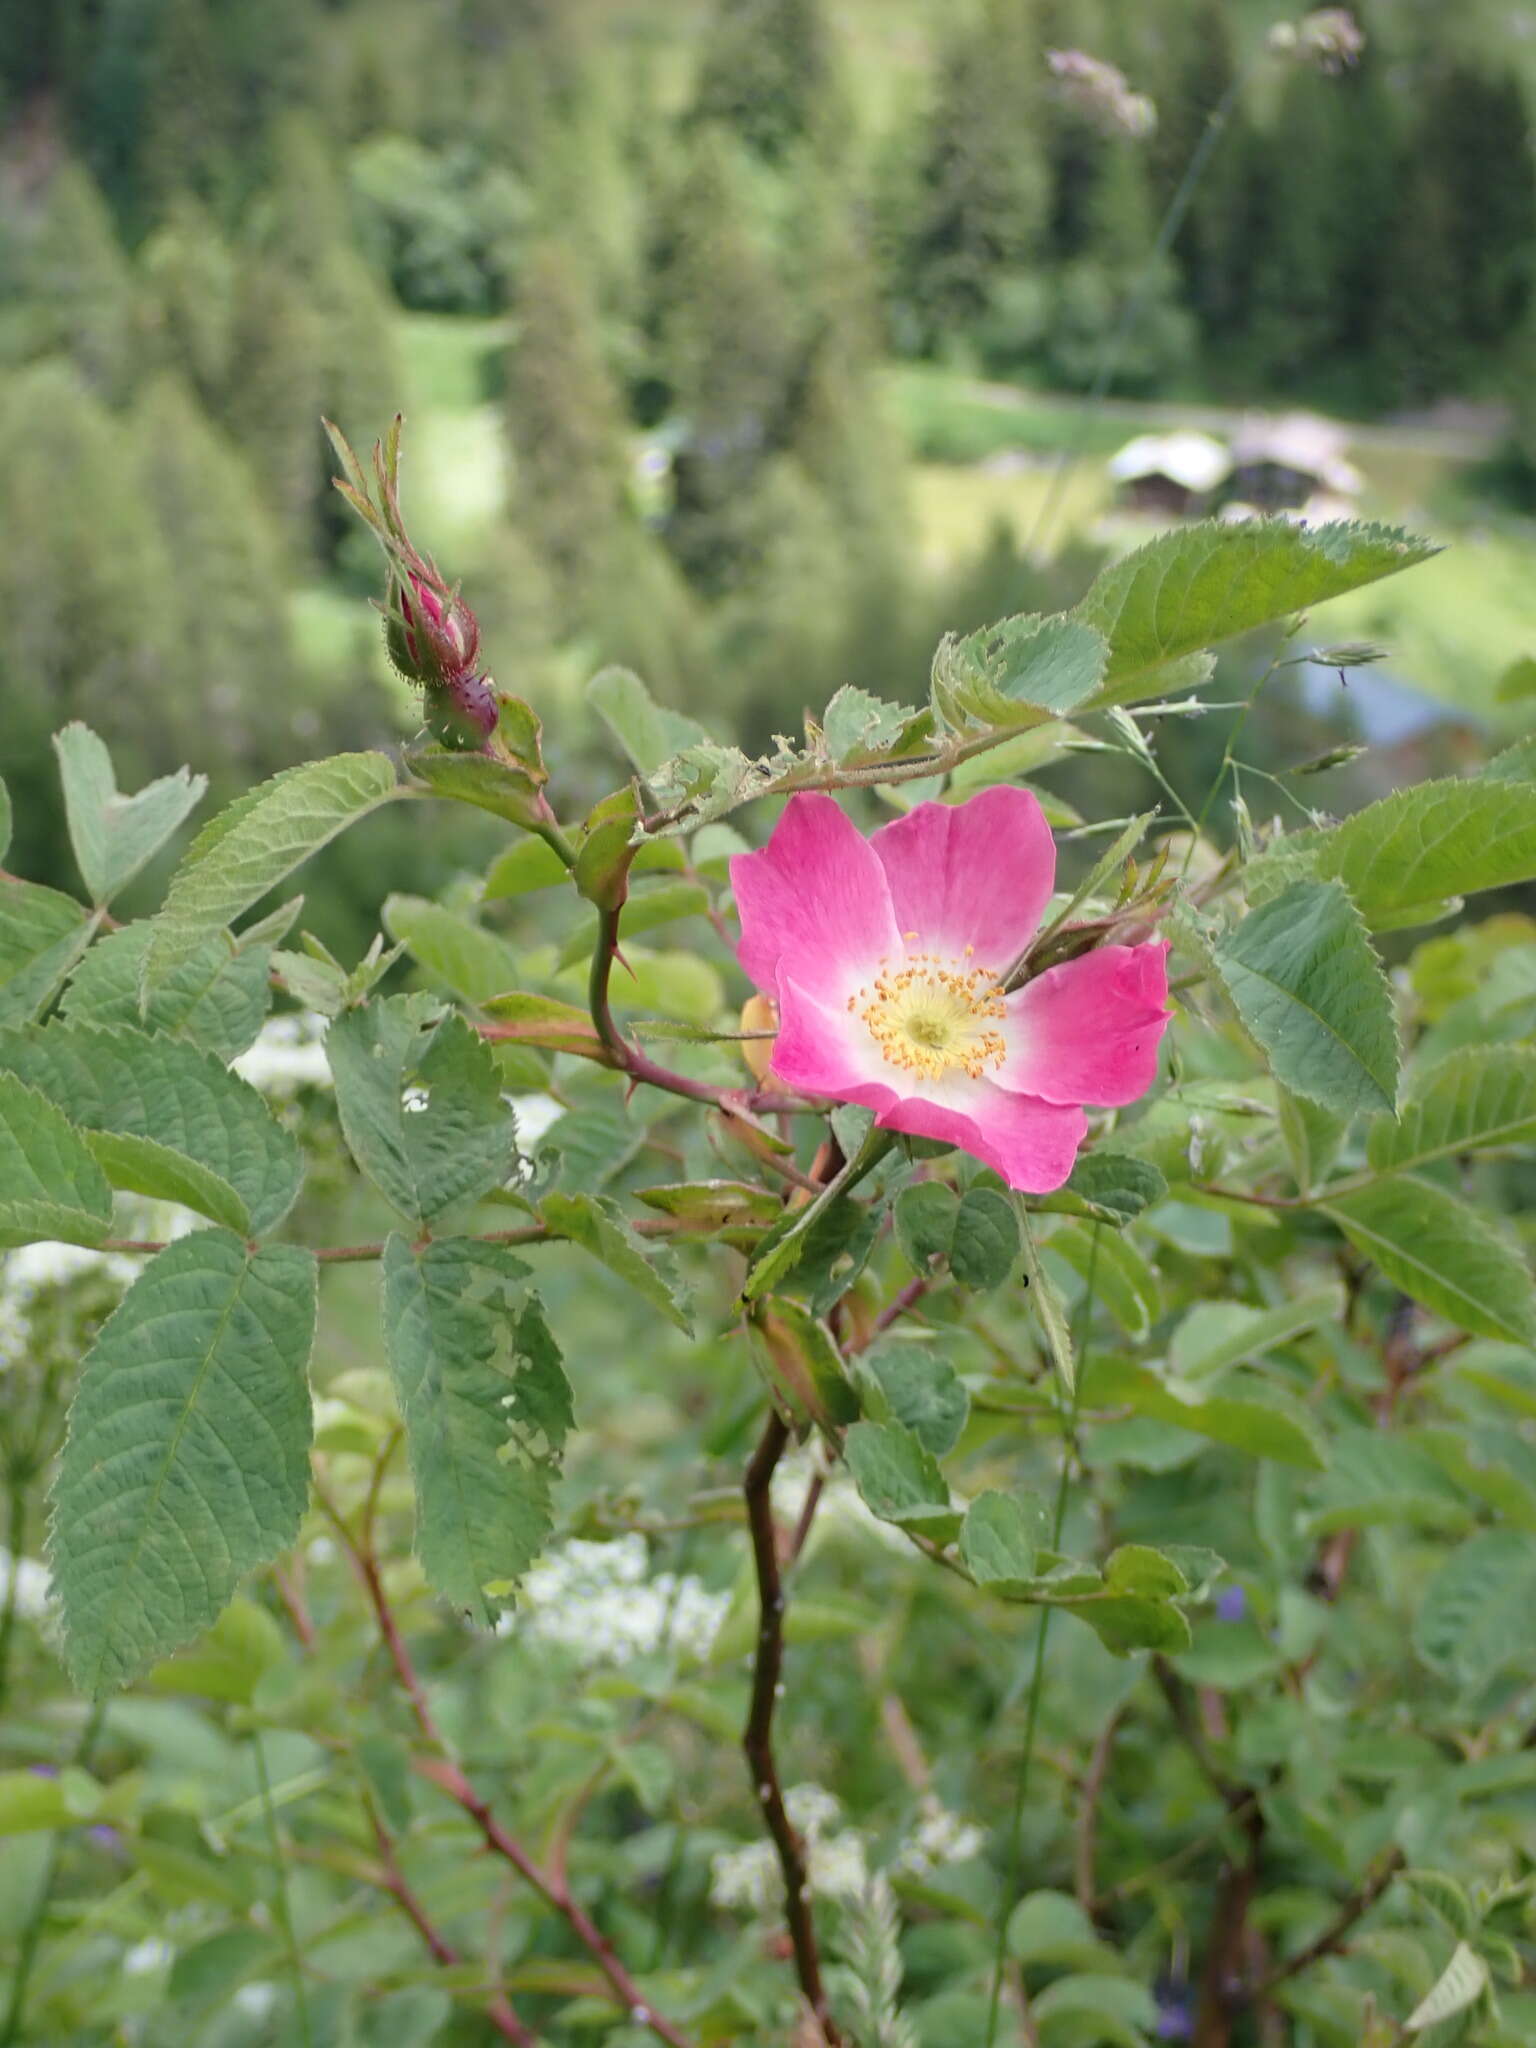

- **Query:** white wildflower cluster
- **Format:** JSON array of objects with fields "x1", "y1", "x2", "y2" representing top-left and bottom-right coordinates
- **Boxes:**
[
  {"x1": 1267, "y1": 9, "x2": 1365, "y2": 71},
  {"x1": 507, "y1": 1536, "x2": 727, "y2": 1668},
  {"x1": 709, "y1": 1784, "x2": 871, "y2": 1915},
  {"x1": 889, "y1": 1796, "x2": 988, "y2": 1878},
  {"x1": 232, "y1": 1012, "x2": 332, "y2": 1095},
  {"x1": 711, "y1": 1786, "x2": 987, "y2": 1919},
  {"x1": 1047, "y1": 50, "x2": 1156, "y2": 139}
]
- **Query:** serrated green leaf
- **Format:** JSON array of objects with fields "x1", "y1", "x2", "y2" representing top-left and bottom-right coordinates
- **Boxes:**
[
  {"x1": 749, "y1": 1295, "x2": 858, "y2": 1434},
  {"x1": 1367, "y1": 1046, "x2": 1536, "y2": 1175},
  {"x1": 540, "y1": 1190, "x2": 692, "y2": 1331},
  {"x1": 1169, "y1": 1286, "x2": 1345, "y2": 1382},
  {"x1": 857, "y1": 1343, "x2": 969, "y2": 1457},
  {"x1": 1088, "y1": 1355, "x2": 1326, "y2": 1467},
  {"x1": 327, "y1": 996, "x2": 520, "y2": 1225},
  {"x1": 52, "y1": 724, "x2": 205, "y2": 907},
  {"x1": 843, "y1": 1420, "x2": 957, "y2": 1539},
  {"x1": 1303, "y1": 1429, "x2": 1471, "y2": 1537},
  {"x1": 0, "y1": 876, "x2": 93, "y2": 1026},
  {"x1": 1415, "y1": 1530, "x2": 1536, "y2": 1691},
  {"x1": 1215, "y1": 881, "x2": 1398, "y2": 1116},
  {"x1": 144, "y1": 753, "x2": 401, "y2": 989},
  {"x1": 0, "y1": 1024, "x2": 302, "y2": 1235},
  {"x1": 383, "y1": 894, "x2": 523, "y2": 1004},
  {"x1": 587, "y1": 666, "x2": 709, "y2": 776},
  {"x1": 950, "y1": 1185, "x2": 1020, "y2": 1290},
  {"x1": 49, "y1": 1232, "x2": 316, "y2": 1692},
  {"x1": 0, "y1": 1070, "x2": 113, "y2": 1247},
  {"x1": 383, "y1": 1236, "x2": 572, "y2": 1624},
  {"x1": 61, "y1": 923, "x2": 272, "y2": 1061},
  {"x1": 1251, "y1": 772, "x2": 1536, "y2": 928},
  {"x1": 821, "y1": 685, "x2": 919, "y2": 762},
  {"x1": 1036, "y1": 1152, "x2": 1168, "y2": 1226},
  {"x1": 932, "y1": 613, "x2": 1109, "y2": 730},
  {"x1": 1324, "y1": 1177, "x2": 1536, "y2": 1345},
  {"x1": 894, "y1": 1182, "x2": 957, "y2": 1270},
  {"x1": 405, "y1": 746, "x2": 546, "y2": 828},
  {"x1": 960, "y1": 1491, "x2": 1038, "y2": 1589},
  {"x1": 1406, "y1": 1942, "x2": 1488, "y2": 2031},
  {"x1": 1074, "y1": 517, "x2": 1436, "y2": 707}
]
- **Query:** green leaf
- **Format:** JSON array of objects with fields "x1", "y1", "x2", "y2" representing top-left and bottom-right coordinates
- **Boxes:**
[
  {"x1": 557, "y1": 881, "x2": 711, "y2": 969},
  {"x1": 1169, "y1": 1286, "x2": 1345, "y2": 1382},
  {"x1": 382, "y1": 1237, "x2": 572, "y2": 1623},
  {"x1": 857, "y1": 1342, "x2": 969, "y2": 1457},
  {"x1": 144, "y1": 753, "x2": 401, "y2": 989},
  {"x1": 52, "y1": 724, "x2": 205, "y2": 907},
  {"x1": 382, "y1": 894, "x2": 523, "y2": 1004},
  {"x1": 893, "y1": 1182, "x2": 1018, "y2": 1289},
  {"x1": 49, "y1": 1231, "x2": 317, "y2": 1692},
  {"x1": 1277, "y1": 1086, "x2": 1347, "y2": 1195},
  {"x1": 1215, "y1": 881, "x2": 1398, "y2": 1116},
  {"x1": 749, "y1": 1296, "x2": 859, "y2": 1435},
  {"x1": 821, "y1": 685, "x2": 919, "y2": 762},
  {"x1": 0, "y1": 1024, "x2": 302, "y2": 1234},
  {"x1": 0, "y1": 1768, "x2": 103, "y2": 1836},
  {"x1": 637, "y1": 1180, "x2": 781, "y2": 1230},
  {"x1": 960, "y1": 1491, "x2": 1039, "y2": 1590},
  {"x1": 931, "y1": 613, "x2": 1109, "y2": 730},
  {"x1": 1414, "y1": 1530, "x2": 1536, "y2": 1690},
  {"x1": 1020, "y1": 1209, "x2": 1076, "y2": 1392},
  {"x1": 0, "y1": 876, "x2": 92, "y2": 1026},
  {"x1": 1405, "y1": 1943, "x2": 1488, "y2": 2032},
  {"x1": 1073, "y1": 517, "x2": 1437, "y2": 707},
  {"x1": 1324, "y1": 1177, "x2": 1536, "y2": 1345},
  {"x1": 0, "y1": 776, "x2": 9, "y2": 865},
  {"x1": 1051, "y1": 1222, "x2": 1160, "y2": 1339},
  {"x1": 1304, "y1": 1428, "x2": 1471, "y2": 1537},
  {"x1": 482, "y1": 835, "x2": 571, "y2": 898},
  {"x1": 327, "y1": 995, "x2": 521, "y2": 1225},
  {"x1": 1030, "y1": 1973, "x2": 1158, "y2": 2044},
  {"x1": 1088, "y1": 1355, "x2": 1326, "y2": 1468},
  {"x1": 894, "y1": 1183, "x2": 957, "y2": 1269},
  {"x1": 1007, "y1": 1891, "x2": 1113, "y2": 1972},
  {"x1": 843, "y1": 1420, "x2": 958, "y2": 1541},
  {"x1": 0, "y1": 1071, "x2": 113, "y2": 1248},
  {"x1": 586, "y1": 666, "x2": 709, "y2": 777},
  {"x1": 406, "y1": 745, "x2": 546, "y2": 828},
  {"x1": 1366, "y1": 1045, "x2": 1536, "y2": 1175},
  {"x1": 1252, "y1": 772, "x2": 1536, "y2": 928},
  {"x1": 60, "y1": 923, "x2": 272, "y2": 1062},
  {"x1": 540, "y1": 1190, "x2": 692, "y2": 1331},
  {"x1": 1037, "y1": 1151, "x2": 1168, "y2": 1226},
  {"x1": 950, "y1": 1186, "x2": 1020, "y2": 1289}
]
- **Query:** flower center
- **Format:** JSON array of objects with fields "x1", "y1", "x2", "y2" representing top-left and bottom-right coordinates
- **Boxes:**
[{"x1": 850, "y1": 947, "x2": 1008, "y2": 1083}]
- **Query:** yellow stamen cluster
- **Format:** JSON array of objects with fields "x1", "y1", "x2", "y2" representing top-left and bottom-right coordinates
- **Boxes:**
[{"x1": 848, "y1": 944, "x2": 1007, "y2": 1083}]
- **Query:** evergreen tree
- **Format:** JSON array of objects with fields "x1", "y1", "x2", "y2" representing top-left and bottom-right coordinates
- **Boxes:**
[
  {"x1": 897, "y1": 0, "x2": 1049, "y2": 352},
  {"x1": 690, "y1": 0, "x2": 844, "y2": 165},
  {"x1": 224, "y1": 253, "x2": 327, "y2": 556},
  {"x1": 0, "y1": 364, "x2": 177, "y2": 801},
  {"x1": 137, "y1": 191, "x2": 236, "y2": 408},
  {"x1": 505, "y1": 238, "x2": 634, "y2": 608},
  {"x1": 130, "y1": 373, "x2": 295, "y2": 773},
  {"x1": 655, "y1": 128, "x2": 798, "y2": 591},
  {"x1": 137, "y1": 0, "x2": 235, "y2": 213},
  {"x1": 1423, "y1": 65, "x2": 1535, "y2": 355},
  {"x1": 22, "y1": 160, "x2": 138, "y2": 401}
]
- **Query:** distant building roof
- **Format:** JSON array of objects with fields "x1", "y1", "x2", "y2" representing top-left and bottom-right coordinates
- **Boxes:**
[
  {"x1": 1107, "y1": 430, "x2": 1233, "y2": 494},
  {"x1": 1231, "y1": 412, "x2": 1362, "y2": 495}
]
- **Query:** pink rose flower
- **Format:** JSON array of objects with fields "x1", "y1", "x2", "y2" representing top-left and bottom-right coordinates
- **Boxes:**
[{"x1": 730, "y1": 787, "x2": 1171, "y2": 1193}]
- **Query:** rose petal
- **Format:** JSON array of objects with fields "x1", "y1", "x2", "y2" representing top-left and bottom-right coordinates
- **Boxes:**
[
  {"x1": 770, "y1": 976, "x2": 898, "y2": 1101},
  {"x1": 1001, "y1": 942, "x2": 1171, "y2": 1107},
  {"x1": 731, "y1": 793, "x2": 903, "y2": 1005},
  {"x1": 875, "y1": 1080, "x2": 1087, "y2": 1194},
  {"x1": 870, "y1": 786, "x2": 1056, "y2": 973}
]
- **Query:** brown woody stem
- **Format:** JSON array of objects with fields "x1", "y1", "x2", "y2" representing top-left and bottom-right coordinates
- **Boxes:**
[{"x1": 742, "y1": 1410, "x2": 843, "y2": 2045}]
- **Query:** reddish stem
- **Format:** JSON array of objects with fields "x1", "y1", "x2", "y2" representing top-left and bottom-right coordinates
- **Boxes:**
[{"x1": 743, "y1": 1410, "x2": 843, "y2": 2045}]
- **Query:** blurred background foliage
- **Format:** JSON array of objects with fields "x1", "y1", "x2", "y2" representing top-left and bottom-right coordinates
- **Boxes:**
[{"x1": 1, "y1": 0, "x2": 1534, "y2": 956}]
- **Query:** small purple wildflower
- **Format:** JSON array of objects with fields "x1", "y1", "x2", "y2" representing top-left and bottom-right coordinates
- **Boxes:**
[{"x1": 1215, "y1": 1584, "x2": 1248, "y2": 1623}]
